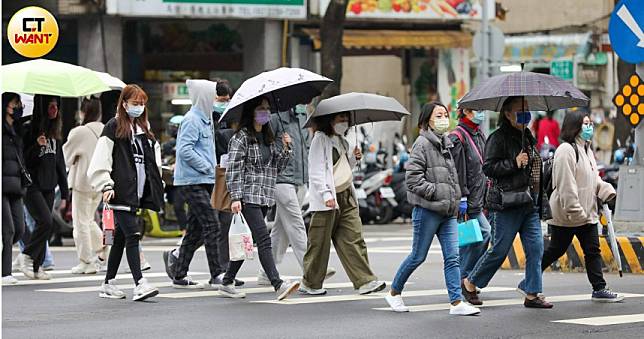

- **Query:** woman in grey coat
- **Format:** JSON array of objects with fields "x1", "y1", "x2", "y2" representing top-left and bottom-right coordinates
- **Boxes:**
[{"x1": 384, "y1": 102, "x2": 481, "y2": 316}]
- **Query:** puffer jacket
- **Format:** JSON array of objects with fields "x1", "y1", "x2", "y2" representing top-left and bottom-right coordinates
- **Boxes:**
[
  {"x1": 406, "y1": 129, "x2": 461, "y2": 217},
  {"x1": 549, "y1": 137, "x2": 616, "y2": 227},
  {"x1": 2, "y1": 120, "x2": 26, "y2": 196}
]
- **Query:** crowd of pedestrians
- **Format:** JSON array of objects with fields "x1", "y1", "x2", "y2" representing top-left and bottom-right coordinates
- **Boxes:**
[{"x1": 1, "y1": 83, "x2": 623, "y2": 313}]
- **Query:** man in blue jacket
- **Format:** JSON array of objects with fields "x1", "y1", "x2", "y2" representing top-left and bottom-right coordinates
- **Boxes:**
[{"x1": 172, "y1": 79, "x2": 223, "y2": 289}]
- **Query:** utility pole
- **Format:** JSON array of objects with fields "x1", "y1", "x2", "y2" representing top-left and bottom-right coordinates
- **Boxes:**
[{"x1": 478, "y1": 0, "x2": 490, "y2": 82}]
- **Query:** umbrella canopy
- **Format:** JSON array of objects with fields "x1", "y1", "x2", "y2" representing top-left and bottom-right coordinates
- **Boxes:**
[
  {"x1": 304, "y1": 92, "x2": 410, "y2": 128},
  {"x1": 458, "y1": 71, "x2": 589, "y2": 111},
  {"x1": 219, "y1": 67, "x2": 332, "y2": 123},
  {"x1": 1, "y1": 59, "x2": 111, "y2": 97},
  {"x1": 95, "y1": 71, "x2": 126, "y2": 90}
]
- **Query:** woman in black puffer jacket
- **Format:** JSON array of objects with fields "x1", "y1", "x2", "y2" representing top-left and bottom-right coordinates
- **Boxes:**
[
  {"x1": 462, "y1": 96, "x2": 552, "y2": 309},
  {"x1": 2, "y1": 92, "x2": 27, "y2": 285}
]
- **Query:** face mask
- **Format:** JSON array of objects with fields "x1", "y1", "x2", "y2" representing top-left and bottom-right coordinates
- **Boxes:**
[
  {"x1": 516, "y1": 111, "x2": 532, "y2": 125},
  {"x1": 213, "y1": 101, "x2": 228, "y2": 114},
  {"x1": 333, "y1": 122, "x2": 349, "y2": 135},
  {"x1": 125, "y1": 104, "x2": 145, "y2": 118},
  {"x1": 295, "y1": 104, "x2": 307, "y2": 114},
  {"x1": 433, "y1": 118, "x2": 449, "y2": 135},
  {"x1": 581, "y1": 124, "x2": 594, "y2": 141},
  {"x1": 48, "y1": 105, "x2": 58, "y2": 119},
  {"x1": 471, "y1": 111, "x2": 485, "y2": 125},
  {"x1": 11, "y1": 106, "x2": 23, "y2": 120},
  {"x1": 254, "y1": 109, "x2": 271, "y2": 125}
]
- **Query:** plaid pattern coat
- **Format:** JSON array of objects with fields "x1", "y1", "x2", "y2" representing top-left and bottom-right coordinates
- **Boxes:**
[{"x1": 225, "y1": 128, "x2": 292, "y2": 207}]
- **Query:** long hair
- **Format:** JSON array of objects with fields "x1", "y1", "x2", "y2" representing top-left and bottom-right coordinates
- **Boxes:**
[
  {"x1": 2, "y1": 92, "x2": 21, "y2": 118},
  {"x1": 560, "y1": 110, "x2": 587, "y2": 144},
  {"x1": 115, "y1": 84, "x2": 154, "y2": 140},
  {"x1": 312, "y1": 111, "x2": 350, "y2": 137},
  {"x1": 81, "y1": 97, "x2": 102, "y2": 125},
  {"x1": 236, "y1": 96, "x2": 274, "y2": 145},
  {"x1": 418, "y1": 102, "x2": 447, "y2": 130},
  {"x1": 32, "y1": 94, "x2": 62, "y2": 140}
]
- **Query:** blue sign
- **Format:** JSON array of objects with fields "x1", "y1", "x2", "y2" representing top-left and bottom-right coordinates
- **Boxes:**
[{"x1": 609, "y1": 0, "x2": 644, "y2": 64}]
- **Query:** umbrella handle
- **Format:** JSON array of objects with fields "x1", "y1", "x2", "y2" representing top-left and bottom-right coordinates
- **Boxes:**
[{"x1": 353, "y1": 110, "x2": 360, "y2": 169}]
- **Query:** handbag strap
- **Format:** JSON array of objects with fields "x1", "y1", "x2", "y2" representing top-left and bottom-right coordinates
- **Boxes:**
[{"x1": 454, "y1": 126, "x2": 483, "y2": 165}]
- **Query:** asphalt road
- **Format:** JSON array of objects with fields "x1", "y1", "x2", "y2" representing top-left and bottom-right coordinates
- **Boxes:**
[{"x1": 3, "y1": 224, "x2": 643, "y2": 339}]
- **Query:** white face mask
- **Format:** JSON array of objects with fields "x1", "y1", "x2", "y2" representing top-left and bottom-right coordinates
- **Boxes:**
[
  {"x1": 333, "y1": 121, "x2": 349, "y2": 135},
  {"x1": 433, "y1": 118, "x2": 450, "y2": 135}
]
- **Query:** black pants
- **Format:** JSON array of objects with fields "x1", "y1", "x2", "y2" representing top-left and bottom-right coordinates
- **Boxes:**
[
  {"x1": 105, "y1": 210, "x2": 142, "y2": 284},
  {"x1": 23, "y1": 189, "x2": 55, "y2": 271},
  {"x1": 167, "y1": 186, "x2": 188, "y2": 230},
  {"x1": 216, "y1": 210, "x2": 232, "y2": 267},
  {"x1": 2, "y1": 194, "x2": 25, "y2": 277},
  {"x1": 224, "y1": 204, "x2": 282, "y2": 290},
  {"x1": 542, "y1": 224, "x2": 606, "y2": 291},
  {"x1": 174, "y1": 185, "x2": 223, "y2": 280}
]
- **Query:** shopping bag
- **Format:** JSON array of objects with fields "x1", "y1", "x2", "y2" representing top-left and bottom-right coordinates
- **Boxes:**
[
  {"x1": 102, "y1": 204, "x2": 115, "y2": 246},
  {"x1": 211, "y1": 166, "x2": 232, "y2": 212},
  {"x1": 228, "y1": 213, "x2": 254, "y2": 261},
  {"x1": 458, "y1": 218, "x2": 483, "y2": 247}
]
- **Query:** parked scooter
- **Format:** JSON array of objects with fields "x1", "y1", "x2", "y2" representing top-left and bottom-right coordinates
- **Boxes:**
[{"x1": 390, "y1": 133, "x2": 412, "y2": 221}]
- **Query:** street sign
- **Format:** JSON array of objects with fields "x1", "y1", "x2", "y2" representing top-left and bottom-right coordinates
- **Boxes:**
[
  {"x1": 550, "y1": 59, "x2": 574, "y2": 81},
  {"x1": 612, "y1": 73, "x2": 644, "y2": 127},
  {"x1": 608, "y1": 0, "x2": 644, "y2": 64}
]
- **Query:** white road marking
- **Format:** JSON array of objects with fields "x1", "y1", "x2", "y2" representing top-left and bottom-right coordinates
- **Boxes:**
[
  {"x1": 158, "y1": 281, "x2": 358, "y2": 299},
  {"x1": 8, "y1": 272, "x2": 208, "y2": 286},
  {"x1": 552, "y1": 313, "x2": 644, "y2": 326},
  {"x1": 255, "y1": 287, "x2": 515, "y2": 305},
  {"x1": 373, "y1": 293, "x2": 644, "y2": 312}
]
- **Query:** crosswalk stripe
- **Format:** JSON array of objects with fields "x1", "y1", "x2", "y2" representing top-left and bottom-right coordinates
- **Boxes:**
[
  {"x1": 9, "y1": 272, "x2": 208, "y2": 286},
  {"x1": 14, "y1": 269, "x2": 79, "y2": 277},
  {"x1": 158, "y1": 281, "x2": 357, "y2": 299},
  {"x1": 373, "y1": 293, "x2": 644, "y2": 312},
  {"x1": 552, "y1": 313, "x2": 644, "y2": 326},
  {"x1": 255, "y1": 287, "x2": 516, "y2": 305}
]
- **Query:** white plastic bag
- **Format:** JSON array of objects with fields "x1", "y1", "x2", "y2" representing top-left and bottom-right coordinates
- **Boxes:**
[{"x1": 228, "y1": 213, "x2": 254, "y2": 261}]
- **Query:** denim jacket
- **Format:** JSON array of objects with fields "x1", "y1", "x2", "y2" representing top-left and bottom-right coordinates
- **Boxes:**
[{"x1": 173, "y1": 107, "x2": 216, "y2": 186}]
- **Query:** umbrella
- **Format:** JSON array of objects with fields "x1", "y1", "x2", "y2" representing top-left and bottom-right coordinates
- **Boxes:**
[
  {"x1": 1, "y1": 59, "x2": 111, "y2": 97},
  {"x1": 219, "y1": 67, "x2": 332, "y2": 124},
  {"x1": 602, "y1": 204, "x2": 623, "y2": 277},
  {"x1": 95, "y1": 71, "x2": 126, "y2": 90},
  {"x1": 458, "y1": 71, "x2": 589, "y2": 111},
  {"x1": 304, "y1": 92, "x2": 410, "y2": 128}
]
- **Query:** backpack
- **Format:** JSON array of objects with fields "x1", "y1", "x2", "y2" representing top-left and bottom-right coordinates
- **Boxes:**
[{"x1": 543, "y1": 142, "x2": 579, "y2": 200}]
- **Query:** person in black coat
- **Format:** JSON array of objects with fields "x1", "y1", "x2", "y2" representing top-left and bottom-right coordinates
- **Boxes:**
[
  {"x1": 20, "y1": 94, "x2": 69, "y2": 280},
  {"x1": 2, "y1": 93, "x2": 27, "y2": 284}
]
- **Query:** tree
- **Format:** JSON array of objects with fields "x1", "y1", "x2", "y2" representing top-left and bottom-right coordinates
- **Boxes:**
[{"x1": 320, "y1": 0, "x2": 349, "y2": 99}]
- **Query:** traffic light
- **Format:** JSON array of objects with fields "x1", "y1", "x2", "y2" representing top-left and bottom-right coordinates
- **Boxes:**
[{"x1": 612, "y1": 73, "x2": 644, "y2": 127}]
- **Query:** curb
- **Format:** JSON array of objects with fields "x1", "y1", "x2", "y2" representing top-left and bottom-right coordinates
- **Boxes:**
[{"x1": 501, "y1": 235, "x2": 644, "y2": 274}]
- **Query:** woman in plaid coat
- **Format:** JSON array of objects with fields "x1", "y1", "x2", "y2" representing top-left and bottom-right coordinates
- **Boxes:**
[{"x1": 223, "y1": 95, "x2": 301, "y2": 301}]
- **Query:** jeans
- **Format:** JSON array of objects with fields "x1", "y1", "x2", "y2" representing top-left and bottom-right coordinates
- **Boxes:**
[
  {"x1": 392, "y1": 207, "x2": 462, "y2": 303},
  {"x1": 19, "y1": 206, "x2": 54, "y2": 268},
  {"x1": 105, "y1": 211, "x2": 143, "y2": 284},
  {"x1": 459, "y1": 213, "x2": 492, "y2": 279},
  {"x1": 520, "y1": 223, "x2": 606, "y2": 292},
  {"x1": 2, "y1": 194, "x2": 25, "y2": 277},
  {"x1": 224, "y1": 204, "x2": 283, "y2": 290},
  {"x1": 468, "y1": 207, "x2": 544, "y2": 294}
]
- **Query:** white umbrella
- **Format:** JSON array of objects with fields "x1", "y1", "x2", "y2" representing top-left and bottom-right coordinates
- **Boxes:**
[
  {"x1": 95, "y1": 71, "x2": 126, "y2": 90},
  {"x1": 219, "y1": 67, "x2": 332, "y2": 123},
  {"x1": 601, "y1": 204, "x2": 623, "y2": 277},
  {"x1": 304, "y1": 92, "x2": 410, "y2": 128}
]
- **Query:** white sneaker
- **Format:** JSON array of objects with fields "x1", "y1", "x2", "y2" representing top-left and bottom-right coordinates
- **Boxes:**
[
  {"x1": 219, "y1": 284, "x2": 246, "y2": 299},
  {"x1": 99, "y1": 279, "x2": 126, "y2": 299},
  {"x1": 449, "y1": 302, "x2": 481, "y2": 316},
  {"x1": 257, "y1": 270, "x2": 272, "y2": 286},
  {"x1": 95, "y1": 257, "x2": 107, "y2": 272},
  {"x1": 12, "y1": 255, "x2": 23, "y2": 273},
  {"x1": 325, "y1": 267, "x2": 337, "y2": 280},
  {"x1": 276, "y1": 280, "x2": 300, "y2": 301},
  {"x1": 299, "y1": 283, "x2": 327, "y2": 295},
  {"x1": 125, "y1": 260, "x2": 151, "y2": 273},
  {"x1": 20, "y1": 255, "x2": 36, "y2": 280},
  {"x1": 358, "y1": 280, "x2": 386, "y2": 295},
  {"x1": 42, "y1": 264, "x2": 55, "y2": 271},
  {"x1": 2, "y1": 275, "x2": 19, "y2": 285},
  {"x1": 133, "y1": 278, "x2": 159, "y2": 301},
  {"x1": 71, "y1": 262, "x2": 97, "y2": 274},
  {"x1": 35, "y1": 268, "x2": 51, "y2": 280},
  {"x1": 385, "y1": 294, "x2": 409, "y2": 312}
]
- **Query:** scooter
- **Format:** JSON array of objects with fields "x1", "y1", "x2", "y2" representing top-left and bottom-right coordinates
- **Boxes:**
[
  {"x1": 390, "y1": 133, "x2": 412, "y2": 221},
  {"x1": 140, "y1": 165, "x2": 184, "y2": 238},
  {"x1": 355, "y1": 168, "x2": 397, "y2": 225}
]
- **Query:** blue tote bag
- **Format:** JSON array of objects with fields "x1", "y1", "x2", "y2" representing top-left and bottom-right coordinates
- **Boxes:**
[{"x1": 458, "y1": 218, "x2": 483, "y2": 247}]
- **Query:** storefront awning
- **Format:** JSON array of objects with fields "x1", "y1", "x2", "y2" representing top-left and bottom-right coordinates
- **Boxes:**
[
  {"x1": 503, "y1": 33, "x2": 592, "y2": 64},
  {"x1": 302, "y1": 29, "x2": 472, "y2": 50}
]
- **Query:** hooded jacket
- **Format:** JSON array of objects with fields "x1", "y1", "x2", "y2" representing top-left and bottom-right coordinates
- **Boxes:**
[
  {"x1": 23, "y1": 125, "x2": 69, "y2": 199},
  {"x1": 174, "y1": 79, "x2": 217, "y2": 186},
  {"x1": 548, "y1": 137, "x2": 616, "y2": 227},
  {"x1": 271, "y1": 110, "x2": 309, "y2": 186},
  {"x1": 63, "y1": 121, "x2": 104, "y2": 193}
]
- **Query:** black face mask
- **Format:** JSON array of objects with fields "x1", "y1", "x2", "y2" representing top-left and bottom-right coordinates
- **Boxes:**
[{"x1": 11, "y1": 106, "x2": 23, "y2": 120}]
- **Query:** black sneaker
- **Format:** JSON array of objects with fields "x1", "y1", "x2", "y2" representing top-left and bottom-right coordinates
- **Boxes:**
[
  {"x1": 173, "y1": 277, "x2": 205, "y2": 289},
  {"x1": 234, "y1": 279, "x2": 245, "y2": 287},
  {"x1": 592, "y1": 289, "x2": 624, "y2": 303}
]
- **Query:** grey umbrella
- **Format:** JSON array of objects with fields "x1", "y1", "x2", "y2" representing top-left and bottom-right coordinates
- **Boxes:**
[
  {"x1": 304, "y1": 92, "x2": 410, "y2": 128},
  {"x1": 458, "y1": 71, "x2": 589, "y2": 111}
]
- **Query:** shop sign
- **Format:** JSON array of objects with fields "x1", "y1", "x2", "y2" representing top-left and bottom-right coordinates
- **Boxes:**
[
  {"x1": 108, "y1": 0, "x2": 306, "y2": 19},
  {"x1": 319, "y1": 0, "x2": 489, "y2": 20},
  {"x1": 163, "y1": 82, "x2": 190, "y2": 101},
  {"x1": 550, "y1": 59, "x2": 574, "y2": 81}
]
